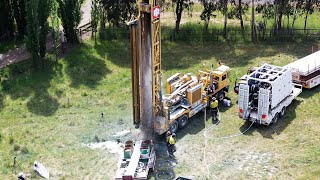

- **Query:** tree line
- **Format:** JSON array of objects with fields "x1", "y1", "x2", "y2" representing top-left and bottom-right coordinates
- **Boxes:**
[
  {"x1": 0, "y1": 0, "x2": 83, "y2": 70},
  {"x1": 0, "y1": 0, "x2": 319, "y2": 69},
  {"x1": 97, "y1": 0, "x2": 320, "y2": 38}
]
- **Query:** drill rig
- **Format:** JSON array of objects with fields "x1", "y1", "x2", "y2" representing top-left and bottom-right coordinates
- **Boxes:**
[
  {"x1": 129, "y1": 0, "x2": 231, "y2": 137},
  {"x1": 155, "y1": 65, "x2": 231, "y2": 135},
  {"x1": 115, "y1": 1, "x2": 230, "y2": 178}
]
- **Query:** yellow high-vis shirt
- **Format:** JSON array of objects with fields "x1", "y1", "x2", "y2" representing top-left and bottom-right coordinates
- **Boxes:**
[
  {"x1": 210, "y1": 100, "x2": 218, "y2": 109},
  {"x1": 168, "y1": 136, "x2": 175, "y2": 145}
]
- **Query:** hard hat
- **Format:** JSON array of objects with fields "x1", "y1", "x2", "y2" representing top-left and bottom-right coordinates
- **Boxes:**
[
  {"x1": 171, "y1": 133, "x2": 176, "y2": 137},
  {"x1": 212, "y1": 97, "x2": 216, "y2": 100}
]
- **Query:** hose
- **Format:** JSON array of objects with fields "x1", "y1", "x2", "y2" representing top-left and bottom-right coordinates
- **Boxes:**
[
  {"x1": 203, "y1": 108, "x2": 254, "y2": 179},
  {"x1": 203, "y1": 109, "x2": 254, "y2": 140}
]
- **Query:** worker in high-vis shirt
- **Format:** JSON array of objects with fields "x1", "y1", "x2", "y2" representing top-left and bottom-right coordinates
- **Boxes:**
[
  {"x1": 210, "y1": 97, "x2": 219, "y2": 121},
  {"x1": 166, "y1": 133, "x2": 176, "y2": 157}
]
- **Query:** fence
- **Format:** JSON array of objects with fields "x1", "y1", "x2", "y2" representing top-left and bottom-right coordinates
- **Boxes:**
[{"x1": 99, "y1": 27, "x2": 320, "y2": 43}]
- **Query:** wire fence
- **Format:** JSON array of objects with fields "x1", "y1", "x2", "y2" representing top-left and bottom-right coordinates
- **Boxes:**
[{"x1": 99, "y1": 27, "x2": 320, "y2": 43}]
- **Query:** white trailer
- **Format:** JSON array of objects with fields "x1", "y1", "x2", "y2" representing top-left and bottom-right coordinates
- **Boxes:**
[
  {"x1": 285, "y1": 50, "x2": 320, "y2": 89},
  {"x1": 238, "y1": 64, "x2": 302, "y2": 125}
]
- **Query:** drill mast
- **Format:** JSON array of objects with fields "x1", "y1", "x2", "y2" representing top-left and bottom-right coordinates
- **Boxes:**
[{"x1": 130, "y1": 0, "x2": 162, "y2": 136}]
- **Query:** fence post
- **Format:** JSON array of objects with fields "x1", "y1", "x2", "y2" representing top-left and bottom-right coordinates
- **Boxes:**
[
  {"x1": 217, "y1": 30, "x2": 219, "y2": 42},
  {"x1": 212, "y1": 29, "x2": 214, "y2": 42}
]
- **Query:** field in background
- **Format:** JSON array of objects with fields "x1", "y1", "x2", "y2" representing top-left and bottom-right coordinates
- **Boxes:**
[
  {"x1": 161, "y1": 3, "x2": 320, "y2": 29},
  {"x1": 0, "y1": 38, "x2": 320, "y2": 179}
]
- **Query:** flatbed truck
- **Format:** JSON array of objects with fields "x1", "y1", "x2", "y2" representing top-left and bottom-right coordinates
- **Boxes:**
[{"x1": 285, "y1": 50, "x2": 320, "y2": 89}]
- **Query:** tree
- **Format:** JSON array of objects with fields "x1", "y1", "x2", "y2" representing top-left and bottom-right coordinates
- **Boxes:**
[
  {"x1": 0, "y1": 0, "x2": 15, "y2": 39},
  {"x1": 303, "y1": 0, "x2": 317, "y2": 32},
  {"x1": 290, "y1": 0, "x2": 304, "y2": 31},
  {"x1": 91, "y1": 0, "x2": 101, "y2": 42},
  {"x1": 25, "y1": 0, "x2": 40, "y2": 70},
  {"x1": 274, "y1": 0, "x2": 290, "y2": 30},
  {"x1": 256, "y1": 2, "x2": 275, "y2": 34},
  {"x1": 217, "y1": 0, "x2": 228, "y2": 37},
  {"x1": 58, "y1": 0, "x2": 83, "y2": 43},
  {"x1": 100, "y1": 0, "x2": 135, "y2": 27},
  {"x1": 200, "y1": 0, "x2": 218, "y2": 31},
  {"x1": 25, "y1": 0, "x2": 51, "y2": 70},
  {"x1": 172, "y1": 0, "x2": 193, "y2": 33},
  {"x1": 12, "y1": 0, "x2": 27, "y2": 37},
  {"x1": 38, "y1": 0, "x2": 51, "y2": 68},
  {"x1": 229, "y1": 0, "x2": 249, "y2": 30},
  {"x1": 50, "y1": 0, "x2": 61, "y2": 61},
  {"x1": 251, "y1": 0, "x2": 257, "y2": 40}
]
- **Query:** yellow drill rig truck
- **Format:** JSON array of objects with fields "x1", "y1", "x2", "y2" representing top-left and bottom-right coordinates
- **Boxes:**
[{"x1": 154, "y1": 65, "x2": 231, "y2": 135}]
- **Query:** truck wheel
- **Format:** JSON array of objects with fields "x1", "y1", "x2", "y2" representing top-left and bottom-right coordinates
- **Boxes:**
[
  {"x1": 272, "y1": 113, "x2": 279, "y2": 123},
  {"x1": 169, "y1": 120, "x2": 179, "y2": 134},
  {"x1": 178, "y1": 115, "x2": 188, "y2": 128},
  {"x1": 279, "y1": 106, "x2": 286, "y2": 117},
  {"x1": 217, "y1": 91, "x2": 225, "y2": 101},
  {"x1": 234, "y1": 86, "x2": 239, "y2": 94}
]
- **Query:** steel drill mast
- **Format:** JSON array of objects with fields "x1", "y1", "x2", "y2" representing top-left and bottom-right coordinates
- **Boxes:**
[{"x1": 129, "y1": 0, "x2": 162, "y2": 135}]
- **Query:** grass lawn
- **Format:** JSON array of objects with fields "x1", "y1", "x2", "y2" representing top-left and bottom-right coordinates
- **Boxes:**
[{"x1": 1, "y1": 38, "x2": 320, "y2": 179}]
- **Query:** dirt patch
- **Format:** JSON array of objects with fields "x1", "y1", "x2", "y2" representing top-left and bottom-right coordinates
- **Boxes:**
[{"x1": 225, "y1": 151, "x2": 278, "y2": 178}]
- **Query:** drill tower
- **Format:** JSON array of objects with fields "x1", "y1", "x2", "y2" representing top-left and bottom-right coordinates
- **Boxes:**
[{"x1": 129, "y1": 0, "x2": 162, "y2": 139}]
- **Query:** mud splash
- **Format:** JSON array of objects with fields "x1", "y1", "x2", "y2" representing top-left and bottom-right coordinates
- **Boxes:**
[{"x1": 87, "y1": 141, "x2": 124, "y2": 155}]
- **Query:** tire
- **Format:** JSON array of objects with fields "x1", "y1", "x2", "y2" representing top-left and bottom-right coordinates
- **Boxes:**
[
  {"x1": 178, "y1": 115, "x2": 188, "y2": 128},
  {"x1": 279, "y1": 106, "x2": 286, "y2": 117},
  {"x1": 217, "y1": 91, "x2": 225, "y2": 101},
  {"x1": 234, "y1": 86, "x2": 239, "y2": 94},
  {"x1": 169, "y1": 120, "x2": 179, "y2": 134},
  {"x1": 272, "y1": 113, "x2": 279, "y2": 123}
]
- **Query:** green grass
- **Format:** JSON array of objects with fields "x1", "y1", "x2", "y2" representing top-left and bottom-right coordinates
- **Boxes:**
[{"x1": 1, "y1": 38, "x2": 320, "y2": 179}]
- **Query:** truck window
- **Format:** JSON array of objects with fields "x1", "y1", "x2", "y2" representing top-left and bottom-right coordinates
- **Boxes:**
[
  {"x1": 213, "y1": 76, "x2": 219, "y2": 81},
  {"x1": 222, "y1": 74, "x2": 227, "y2": 81}
]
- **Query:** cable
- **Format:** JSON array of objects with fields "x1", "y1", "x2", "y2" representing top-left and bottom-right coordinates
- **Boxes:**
[
  {"x1": 203, "y1": 108, "x2": 217, "y2": 179},
  {"x1": 202, "y1": 108, "x2": 255, "y2": 179},
  {"x1": 203, "y1": 110, "x2": 254, "y2": 140}
]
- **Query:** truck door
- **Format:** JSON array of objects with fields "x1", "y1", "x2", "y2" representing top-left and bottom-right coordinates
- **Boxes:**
[
  {"x1": 238, "y1": 84, "x2": 249, "y2": 119},
  {"x1": 257, "y1": 88, "x2": 270, "y2": 124}
]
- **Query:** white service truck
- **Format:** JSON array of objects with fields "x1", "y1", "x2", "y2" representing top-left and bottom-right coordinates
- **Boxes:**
[{"x1": 238, "y1": 64, "x2": 302, "y2": 125}]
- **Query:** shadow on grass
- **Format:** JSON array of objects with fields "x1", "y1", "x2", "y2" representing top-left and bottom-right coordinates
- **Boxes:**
[
  {"x1": 27, "y1": 92, "x2": 59, "y2": 116},
  {"x1": 92, "y1": 39, "x2": 131, "y2": 68},
  {"x1": 240, "y1": 99, "x2": 302, "y2": 139},
  {"x1": 298, "y1": 85, "x2": 320, "y2": 99},
  {"x1": 176, "y1": 112, "x2": 206, "y2": 140},
  {"x1": 0, "y1": 41, "x2": 113, "y2": 115},
  {"x1": 0, "y1": 60, "x2": 61, "y2": 116},
  {"x1": 64, "y1": 43, "x2": 111, "y2": 88}
]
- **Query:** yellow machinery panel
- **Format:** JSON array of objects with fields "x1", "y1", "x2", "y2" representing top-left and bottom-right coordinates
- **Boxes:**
[{"x1": 187, "y1": 83, "x2": 203, "y2": 108}]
